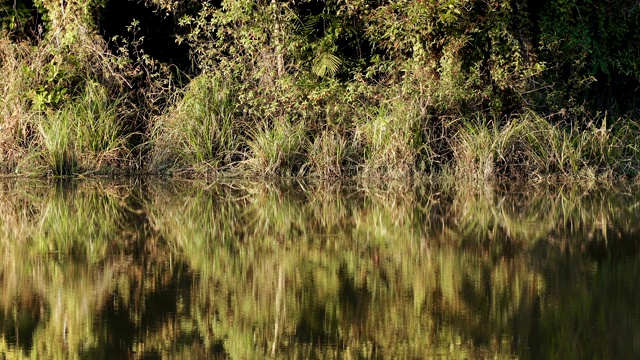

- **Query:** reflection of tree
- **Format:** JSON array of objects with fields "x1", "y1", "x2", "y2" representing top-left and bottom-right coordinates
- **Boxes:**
[{"x1": 1, "y1": 180, "x2": 640, "y2": 358}]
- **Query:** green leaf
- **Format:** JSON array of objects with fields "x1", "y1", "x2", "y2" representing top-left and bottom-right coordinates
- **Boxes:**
[{"x1": 312, "y1": 52, "x2": 342, "y2": 78}]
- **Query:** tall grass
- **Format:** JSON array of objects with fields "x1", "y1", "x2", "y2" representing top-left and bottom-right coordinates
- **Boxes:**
[
  {"x1": 246, "y1": 118, "x2": 308, "y2": 177},
  {"x1": 149, "y1": 75, "x2": 238, "y2": 173},
  {"x1": 27, "y1": 81, "x2": 128, "y2": 176},
  {"x1": 354, "y1": 99, "x2": 421, "y2": 179},
  {"x1": 1, "y1": 29, "x2": 133, "y2": 177},
  {"x1": 0, "y1": 40, "x2": 129, "y2": 177},
  {"x1": 451, "y1": 112, "x2": 640, "y2": 181},
  {"x1": 73, "y1": 81, "x2": 127, "y2": 158},
  {"x1": 0, "y1": 38, "x2": 39, "y2": 173},
  {"x1": 307, "y1": 129, "x2": 350, "y2": 178},
  {"x1": 38, "y1": 110, "x2": 78, "y2": 175},
  {"x1": 576, "y1": 116, "x2": 640, "y2": 176}
]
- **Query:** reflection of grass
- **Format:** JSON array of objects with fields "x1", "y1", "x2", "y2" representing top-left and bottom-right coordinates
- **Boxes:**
[
  {"x1": 445, "y1": 182, "x2": 640, "y2": 254},
  {"x1": 0, "y1": 180, "x2": 131, "y2": 262},
  {"x1": 0, "y1": 180, "x2": 139, "y2": 358},
  {"x1": 1, "y1": 180, "x2": 640, "y2": 358},
  {"x1": 146, "y1": 180, "x2": 640, "y2": 358}
]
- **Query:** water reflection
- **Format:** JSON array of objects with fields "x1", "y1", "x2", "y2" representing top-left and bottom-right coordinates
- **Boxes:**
[{"x1": 0, "y1": 179, "x2": 639, "y2": 358}]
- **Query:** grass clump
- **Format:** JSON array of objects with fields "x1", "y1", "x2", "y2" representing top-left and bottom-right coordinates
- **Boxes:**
[
  {"x1": 354, "y1": 100, "x2": 422, "y2": 179},
  {"x1": 1, "y1": 32, "x2": 132, "y2": 177},
  {"x1": 452, "y1": 113, "x2": 640, "y2": 182},
  {"x1": 574, "y1": 116, "x2": 640, "y2": 176},
  {"x1": 37, "y1": 110, "x2": 78, "y2": 175},
  {"x1": 149, "y1": 75, "x2": 238, "y2": 174},
  {"x1": 246, "y1": 118, "x2": 308, "y2": 177},
  {"x1": 452, "y1": 115, "x2": 560, "y2": 181},
  {"x1": 73, "y1": 81, "x2": 127, "y2": 159},
  {"x1": 453, "y1": 114, "x2": 581, "y2": 181},
  {"x1": 308, "y1": 129, "x2": 350, "y2": 179},
  {"x1": 25, "y1": 81, "x2": 128, "y2": 176}
]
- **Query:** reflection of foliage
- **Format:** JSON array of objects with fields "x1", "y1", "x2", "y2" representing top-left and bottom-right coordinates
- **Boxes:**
[
  {"x1": 147, "y1": 180, "x2": 640, "y2": 358},
  {"x1": 0, "y1": 180, "x2": 142, "y2": 358},
  {"x1": 1, "y1": 180, "x2": 640, "y2": 358}
]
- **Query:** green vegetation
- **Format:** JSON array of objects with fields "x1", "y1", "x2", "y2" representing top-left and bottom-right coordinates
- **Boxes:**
[
  {"x1": 452, "y1": 112, "x2": 640, "y2": 180},
  {"x1": 2, "y1": 0, "x2": 640, "y2": 181},
  {"x1": 33, "y1": 81, "x2": 130, "y2": 175},
  {"x1": 149, "y1": 75, "x2": 238, "y2": 173}
]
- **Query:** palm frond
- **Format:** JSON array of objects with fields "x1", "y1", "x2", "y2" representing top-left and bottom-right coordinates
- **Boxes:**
[{"x1": 312, "y1": 52, "x2": 342, "y2": 78}]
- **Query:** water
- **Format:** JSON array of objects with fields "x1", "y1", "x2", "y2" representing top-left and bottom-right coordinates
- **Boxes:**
[{"x1": 1, "y1": 179, "x2": 639, "y2": 359}]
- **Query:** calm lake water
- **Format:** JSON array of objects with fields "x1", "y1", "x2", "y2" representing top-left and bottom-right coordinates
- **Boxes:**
[{"x1": 0, "y1": 179, "x2": 639, "y2": 359}]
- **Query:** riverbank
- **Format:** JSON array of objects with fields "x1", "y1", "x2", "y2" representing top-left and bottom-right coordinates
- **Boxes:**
[{"x1": 3, "y1": 73, "x2": 639, "y2": 181}]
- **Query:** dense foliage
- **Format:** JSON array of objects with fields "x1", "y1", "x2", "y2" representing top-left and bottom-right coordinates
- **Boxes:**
[{"x1": 1, "y1": 0, "x2": 640, "y2": 179}]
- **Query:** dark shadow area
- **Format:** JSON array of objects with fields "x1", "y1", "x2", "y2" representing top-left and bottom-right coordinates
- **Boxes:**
[
  {"x1": 96, "y1": 261, "x2": 205, "y2": 357},
  {"x1": 591, "y1": 72, "x2": 640, "y2": 118},
  {"x1": 98, "y1": 0, "x2": 192, "y2": 74},
  {"x1": 0, "y1": 294, "x2": 42, "y2": 357},
  {"x1": 0, "y1": 0, "x2": 46, "y2": 42}
]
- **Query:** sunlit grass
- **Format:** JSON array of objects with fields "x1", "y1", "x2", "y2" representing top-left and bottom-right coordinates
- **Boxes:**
[
  {"x1": 20, "y1": 81, "x2": 129, "y2": 176},
  {"x1": 354, "y1": 100, "x2": 421, "y2": 179},
  {"x1": 37, "y1": 110, "x2": 78, "y2": 176},
  {"x1": 245, "y1": 118, "x2": 308, "y2": 177},
  {"x1": 149, "y1": 75, "x2": 239, "y2": 174},
  {"x1": 1, "y1": 36, "x2": 131, "y2": 176},
  {"x1": 452, "y1": 112, "x2": 640, "y2": 182},
  {"x1": 307, "y1": 129, "x2": 350, "y2": 178}
]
